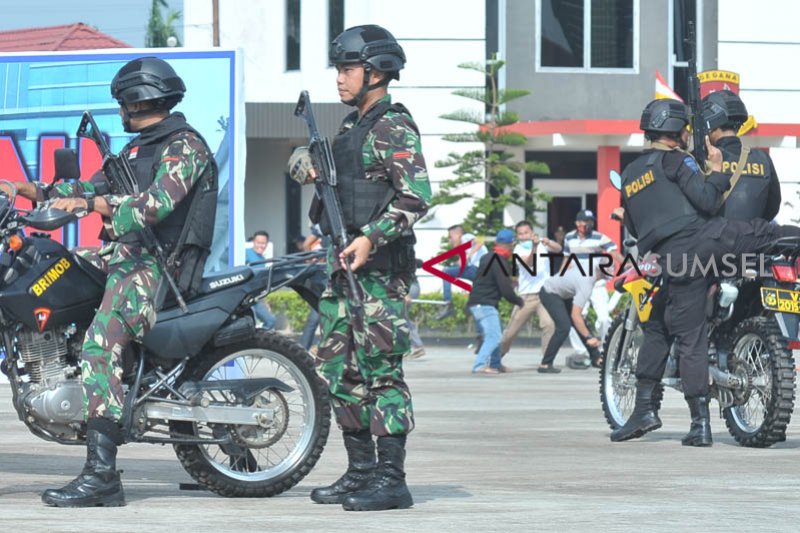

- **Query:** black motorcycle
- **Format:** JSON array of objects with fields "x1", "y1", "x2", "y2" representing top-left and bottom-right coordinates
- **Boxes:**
[
  {"x1": 600, "y1": 236, "x2": 799, "y2": 447},
  {"x1": 0, "y1": 179, "x2": 330, "y2": 497}
]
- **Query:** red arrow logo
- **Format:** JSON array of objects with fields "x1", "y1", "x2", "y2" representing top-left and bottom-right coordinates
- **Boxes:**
[{"x1": 422, "y1": 240, "x2": 474, "y2": 293}]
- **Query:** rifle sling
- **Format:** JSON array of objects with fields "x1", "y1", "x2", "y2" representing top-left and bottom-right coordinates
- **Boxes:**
[{"x1": 721, "y1": 146, "x2": 750, "y2": 204}]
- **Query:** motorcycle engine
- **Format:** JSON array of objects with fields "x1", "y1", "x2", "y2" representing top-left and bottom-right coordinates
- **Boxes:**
[{"x1": 17, "y1": 327, "x2": 84, "y2": 432}]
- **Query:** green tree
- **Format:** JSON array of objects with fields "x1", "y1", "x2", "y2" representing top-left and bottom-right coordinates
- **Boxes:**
[
  {"x1": 145, "y1": 0, "x2": 182, "y2": 48},
  {"x1": 431, "y1": 58, "x2": 549, "y2": 238}
]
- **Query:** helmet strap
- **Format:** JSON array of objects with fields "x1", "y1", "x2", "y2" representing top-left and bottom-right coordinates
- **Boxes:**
[
  {"x1": 343, "y1": 64, "x2": 391, "y2": 107},
  {"x1": 120, "y1": 102, "x2": 168, "y2": 132}
]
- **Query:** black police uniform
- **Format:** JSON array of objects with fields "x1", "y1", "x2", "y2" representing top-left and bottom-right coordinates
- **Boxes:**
[
  {"x1": 715, "y1": 135, "x2": 781, "y2": 222},
  {"x1": 622, "y1": 147, "x2": 800, "y2": 398}
]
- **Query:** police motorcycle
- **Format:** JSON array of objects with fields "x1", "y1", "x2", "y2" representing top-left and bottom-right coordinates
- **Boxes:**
[
  {"x1": 599, "y1": 178, "x2": 797, "y2": 447},
  {"x1": 0, "y1": 163, "x2": 330, "y2": 496}
]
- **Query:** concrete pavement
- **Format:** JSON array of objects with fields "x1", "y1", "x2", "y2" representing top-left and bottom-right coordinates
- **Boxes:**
[{"x1": 1, "y1": 345, "x2": 800, "y2": 532}]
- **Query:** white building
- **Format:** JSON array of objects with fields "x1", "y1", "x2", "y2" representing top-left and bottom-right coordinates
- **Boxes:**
[
  {"x1": 182, "y1": 0, "x2": 800, "y2": 287},
  {"x1": 183, "y1": 0, "x2": 490, "y2": 290}
]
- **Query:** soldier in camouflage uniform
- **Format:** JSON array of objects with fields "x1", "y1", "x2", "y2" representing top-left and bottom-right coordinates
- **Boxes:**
[
  {"x1": 5, "y1": 57, "x2": 217, "y2": 507},
  {"x1": 289, "y1": 25, "x2": 431, "y2": 512}
]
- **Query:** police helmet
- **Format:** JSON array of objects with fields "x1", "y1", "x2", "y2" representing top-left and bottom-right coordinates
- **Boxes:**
[
  {"x1": 639, "y1": 99, "x2": 689, "y2": 134},
  {"x1": 329, "y1": 25, "x2": 406, "y2": 80},
  {"x1": 111, "y1": 56, "x2": 186, "y2": 110},
  {"x1": 702, "y1": 90, "x2": 748, "y2": 132}
]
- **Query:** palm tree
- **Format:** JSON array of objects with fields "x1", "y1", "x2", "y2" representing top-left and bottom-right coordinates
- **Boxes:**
[{"x1": 145, "y1": 0, "x2": 182, "y2": 47}]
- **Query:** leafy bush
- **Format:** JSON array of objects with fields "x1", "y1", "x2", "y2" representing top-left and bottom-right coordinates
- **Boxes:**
[
  {"x1": 263, "y1": 288, "x2": 630, "y2": 338},
  {"x1": 265, "y1": 290, "x2": 313, "y2": 332}
]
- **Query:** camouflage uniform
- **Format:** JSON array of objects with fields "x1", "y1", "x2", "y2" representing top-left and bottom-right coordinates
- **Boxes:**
[
  {"x1": 317, "y1": 95, "x2": 432, "y2": 437},
  {"x1": 50, "y1": 131, "x2": 211, "y2": 421}
]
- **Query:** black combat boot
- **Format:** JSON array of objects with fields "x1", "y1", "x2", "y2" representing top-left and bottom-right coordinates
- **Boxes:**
[
  {"x1": 342, "y1": 435, "x2": 413, "y2": 511},
  {"x1": 610, "y1": 379, "x2": 662, "y2": 442},
  {"x1": 42, "y1": 418, "x2": 125, "y2": 507},
  {"x1": 682, "y1": 396, "x2": 713, "y2": 447},
  {"x1": 310, "y1": 429, "x2": 376, "y2": 504}
]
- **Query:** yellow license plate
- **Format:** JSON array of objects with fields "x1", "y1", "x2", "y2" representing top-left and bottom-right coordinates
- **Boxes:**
[{"x1": 761, "y1": 287, "x2": 800, "y2": 314}]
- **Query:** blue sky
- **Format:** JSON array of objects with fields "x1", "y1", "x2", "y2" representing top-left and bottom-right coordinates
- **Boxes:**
[{"x1": 0, "y1": 0, "x2": 184, "y2": 48}]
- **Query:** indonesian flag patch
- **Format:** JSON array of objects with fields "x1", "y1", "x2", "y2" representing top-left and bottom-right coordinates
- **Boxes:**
[{"x1": 128, "y1": 146, "x2": 139, "y2": 160}]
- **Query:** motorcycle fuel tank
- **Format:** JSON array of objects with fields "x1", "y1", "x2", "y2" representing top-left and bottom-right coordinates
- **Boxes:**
[{"x1": 0, "y1": 236, "x2": 105, "y2": 331}]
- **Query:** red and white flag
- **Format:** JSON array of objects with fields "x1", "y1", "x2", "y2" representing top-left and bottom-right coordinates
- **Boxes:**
[{"x1": 655, "y1": 70, "x2": 683, "y2": 102}]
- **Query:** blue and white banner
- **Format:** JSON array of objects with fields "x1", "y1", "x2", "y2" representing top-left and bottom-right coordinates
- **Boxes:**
[{"x1": 0, "y1": 48, "x2": 246, "y2": 270}]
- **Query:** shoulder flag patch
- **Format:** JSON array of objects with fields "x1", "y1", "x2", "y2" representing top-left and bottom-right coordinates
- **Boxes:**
[{"x1": 683, "y1": 155, "x2": 700, "y2": 173}]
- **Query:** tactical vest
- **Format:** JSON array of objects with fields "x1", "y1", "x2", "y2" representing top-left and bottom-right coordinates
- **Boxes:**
[
  {"x1": 621, "y1": 150, "x2": 701, "y2": 253},
  {"x1": 113, "y1": 112, "x2": 218, "y2": 258},
  {"x1": 316, "y1": 100, "x2": 417, "y2": 273},
  {"x1": 319, "y1": 101, "x2": 411, "y2": 235},
  {"x1": 716, "y1": 137, "x2": 772, "y2": 221}
]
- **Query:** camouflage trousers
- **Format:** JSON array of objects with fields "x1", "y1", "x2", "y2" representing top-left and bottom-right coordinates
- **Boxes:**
[
  {"x1": 76, "y1": 247, "x2": 162, "y2": 422},
  {"x1": 316, "y1": 268, "x2": 414, "y2": 436}
]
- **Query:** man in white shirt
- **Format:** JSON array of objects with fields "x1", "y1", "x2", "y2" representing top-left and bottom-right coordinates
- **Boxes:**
[
  {"x1": 563, "y1": 210, "x2": 623, "y2": 362},
  {"x1": 436, "y1": 224, "x2": 488, "y2": 320},
  {"x1": 499, "y1": 220, "x2": 561, "y2": 368}
]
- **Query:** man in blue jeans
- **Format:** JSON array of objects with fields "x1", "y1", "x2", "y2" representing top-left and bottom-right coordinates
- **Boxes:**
[
  {"x1": 467, "y1": 228, "x2": 524, "y2": 374},
  {"x1": 436, "y1": 224, "x2": 488, "y2": 320}
]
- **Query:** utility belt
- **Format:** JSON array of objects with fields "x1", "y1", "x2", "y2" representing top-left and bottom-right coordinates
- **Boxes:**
[{"x1": 360, "y1": 234, "x2": 417, "y2": 274}]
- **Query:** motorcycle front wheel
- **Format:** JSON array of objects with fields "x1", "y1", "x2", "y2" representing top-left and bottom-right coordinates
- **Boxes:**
[
  {"x1": 170, "y1": 330, "x2": 331, "y2": 497},
  {"x1": 599, "y1": 313, "x2": 662, "y2": 429}
]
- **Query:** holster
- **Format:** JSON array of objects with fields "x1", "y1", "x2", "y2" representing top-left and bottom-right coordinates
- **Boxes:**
[{"x1": 363, "y1": 234, "x2": 416, "y2": 274}]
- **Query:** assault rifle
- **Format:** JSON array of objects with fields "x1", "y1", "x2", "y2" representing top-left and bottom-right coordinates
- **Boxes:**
[
  {"x1": 293, "y1": 91, "x2": 362, "y2": 312},
  {"x1": 685, "y1": 20, "x2": 708, "y2": 167},
  {"x1": 77, "y1": 111, "x2": 189, "y2": 313}
]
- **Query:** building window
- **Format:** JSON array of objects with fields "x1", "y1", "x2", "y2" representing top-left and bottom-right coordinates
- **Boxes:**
[
  {"x1": 328, "y1": 0, "x2": 344, "y2": 47},
  {"x1": 286, "y1": 0, "x2": 301, "y2": 71},
  {"x1": 537, "y1": 0, "x2": 638, "y2": 72}
]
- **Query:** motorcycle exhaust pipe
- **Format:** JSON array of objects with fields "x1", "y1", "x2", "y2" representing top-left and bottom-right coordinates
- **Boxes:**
[{"x1": 709, "y1": 365, "x2": 744, "y2": 389}]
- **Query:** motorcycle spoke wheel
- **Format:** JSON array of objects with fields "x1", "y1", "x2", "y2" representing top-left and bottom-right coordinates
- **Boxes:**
[
  {"x1": 194, "y1": 350, "x2": 316, "y2": 481},
  {"x1": 723, "y1": 317, "x2": 795, "y2": 448},
  {"x1": 600, "y1": 314, "x2": 659, "y2": 429},
  {"x1": 171, "y1": 331, "x2": 330, "y2": 497}
]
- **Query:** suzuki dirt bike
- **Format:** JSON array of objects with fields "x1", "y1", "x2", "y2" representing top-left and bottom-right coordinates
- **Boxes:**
[
  {"x1": 0, "y1": 182, "x2": 331, "y2": 496},
  {"x1": 600, "y1": 237, "x2": 799, "y2": 448}
]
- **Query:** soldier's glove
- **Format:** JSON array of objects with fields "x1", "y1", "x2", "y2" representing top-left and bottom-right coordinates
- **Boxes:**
[{"x1": 288, "y1": 146, "x2": 314, "y2": 185}]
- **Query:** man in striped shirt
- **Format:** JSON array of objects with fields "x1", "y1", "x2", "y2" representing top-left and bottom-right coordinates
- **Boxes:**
[{"x1": 563, "y1": 210, "x2": 624, "y2": 366}]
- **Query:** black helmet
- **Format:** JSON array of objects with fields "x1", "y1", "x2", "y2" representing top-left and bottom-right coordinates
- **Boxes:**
[
  {"x1": 639, "y1": 99, "x2": 689, "y2": 134},
  {"x1": 702, "y1": 90, "x2": 748, "y2": 132},
  {"x1": 111, "y1": 56, "x2": 185, "y2": 110},
  {"x1": 575, "y1": 209, "x2": 596, "y2": 223},
  {"x1": 329, "y1": 25, "x2": 405, "y2": 80}
]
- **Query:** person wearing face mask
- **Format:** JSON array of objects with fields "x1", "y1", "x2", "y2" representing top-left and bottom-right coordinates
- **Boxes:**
[{"x1": 498, "y1": 220, "x2": 560, "y2": 370}]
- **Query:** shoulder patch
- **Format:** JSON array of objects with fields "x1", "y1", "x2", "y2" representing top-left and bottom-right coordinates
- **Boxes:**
[
  {"x1": 167, "y1": 142, "x2": 184, "y2": 156},
  {"x1": 683, "y1": 156, "x2": 700, "y2": 173}
]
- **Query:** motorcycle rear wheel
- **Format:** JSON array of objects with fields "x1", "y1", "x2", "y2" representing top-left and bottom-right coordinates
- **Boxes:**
[
  {"x1": 722, "y1": 317, "x2": 795, "y2": 448},
  {"x1": 170, "y1": 330, "x2": 330, "y2": 497}
]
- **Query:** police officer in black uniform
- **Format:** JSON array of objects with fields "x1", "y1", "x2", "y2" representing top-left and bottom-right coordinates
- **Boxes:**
[
  {"x1": 702, "y1": 90, "x2": 781, "y2": 222},
  {"x1": 610, "y1": 99, "x2": 800, "y2": 446}
]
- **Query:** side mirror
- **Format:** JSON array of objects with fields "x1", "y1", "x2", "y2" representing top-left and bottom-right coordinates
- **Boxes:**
[
  {"x1": 53, "y1": 148, "x2": 80, "y2": 182},
  {"x1": 609, "y1": 170, "x2": 622, "y2": 191}
]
